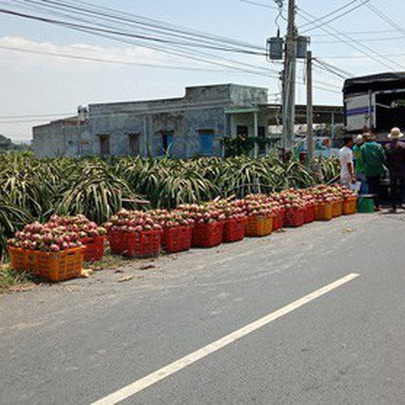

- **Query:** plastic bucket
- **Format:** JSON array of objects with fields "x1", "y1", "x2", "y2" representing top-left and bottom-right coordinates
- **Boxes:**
[{"x1": 357, "y1": 195, "x2": 374, "y2": 213}]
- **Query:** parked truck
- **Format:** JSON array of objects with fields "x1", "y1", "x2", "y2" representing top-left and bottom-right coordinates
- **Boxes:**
[{"x1": 343, "y1": 72, "x2": 405, "y2": 139}]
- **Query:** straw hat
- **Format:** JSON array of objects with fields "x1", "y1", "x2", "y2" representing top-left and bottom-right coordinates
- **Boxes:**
[{"x1": 388, "y1": 127, "x2": 404, "y2": 140}]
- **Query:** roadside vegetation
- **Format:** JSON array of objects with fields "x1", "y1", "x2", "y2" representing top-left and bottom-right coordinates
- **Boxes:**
[{"x1": 0, "y1": 262, "x2": 35, "y2": 293}]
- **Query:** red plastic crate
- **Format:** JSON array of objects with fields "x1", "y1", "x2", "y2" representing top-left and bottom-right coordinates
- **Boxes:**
[
  {"x1": 273, "y1": 209, "x2": 285, "y2": 231},
  {"x1": 285, "y1": 207, "x2": 305, "y2": 227},
  {"x1": 332, "y1": 200, "x2": 343, "y2": 217},
  {"x1": 191, "y1": 221, "x2": 224, "y2": 248},
  {"x1": 223, "y1": 217, "x2": 246, "y2": 243},
  {"x1": 107, "y1": 230, "x2": 161, "y2": 258},
  {"x1": 81, "y1": 236, "x2": 105, "y2": 262},
  {"x1": 107, "y1": 231, "x2": 125, "y2": 255},
  {"x1": 304, "y1": 205, "x2": 316, "y2": 224},
  {"x1": 162, "y1": 226, "x2": 192, "y2": 253}
]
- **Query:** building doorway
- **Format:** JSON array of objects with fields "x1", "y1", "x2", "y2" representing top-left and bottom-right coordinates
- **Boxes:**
[
  {"x1": 258, "y1": 126, "x2": 266, "y2": 155},
  {"x1": 199, "y1": 130, "x2": 214, "y2": 156},
  {"x1": 99, "y1": 134, "x2": 110, "y2": 156},
  {"x1": 160, "y1": 131, "x2": 174, "y2": 155},
  {"x1": 128, "y1": 133, "x2": 140, "y2": 156},
  {"x1": 236, "y1": 125, "x2": 249, "y2": 138}
]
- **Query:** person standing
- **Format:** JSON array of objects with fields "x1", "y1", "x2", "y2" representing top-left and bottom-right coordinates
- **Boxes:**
[
  {"x1": 385, "y1": 127, "x2": 405, "y2": 213},
  {"x1": 361, "y1": 132, "x2": 386, "y2": 211},
  {"x1": 339, "y1": 136, "x2": 355, "y2": 188},
  {"x1": 353, "y1": 134, "x2": 367, "y2": 193}
]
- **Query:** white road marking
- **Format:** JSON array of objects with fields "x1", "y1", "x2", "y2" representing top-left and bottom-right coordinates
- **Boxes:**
[{"x1": 90, "y1": 273, "x2": 360, "y2": 405}]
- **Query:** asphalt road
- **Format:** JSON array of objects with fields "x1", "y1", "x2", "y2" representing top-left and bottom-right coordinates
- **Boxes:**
[{"x1": 1, "y1": 212, "x2": 405, "y2": 405}]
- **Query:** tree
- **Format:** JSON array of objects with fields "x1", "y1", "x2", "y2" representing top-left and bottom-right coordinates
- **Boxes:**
[
  {"x1": 0, "y1": 135, "x2": 13, "y2": 151},
  {"x1": 0, "y1": 135, "x2": 31, "y2": 152}
]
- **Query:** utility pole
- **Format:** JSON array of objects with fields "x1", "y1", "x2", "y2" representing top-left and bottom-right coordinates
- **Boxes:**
[
  {"x1": 282, "y1": 0, "x2": 297, "y2": 151},
  {"x1": 269, "y1": 0, "x2": 308, "y2": 154},
  {"x1": 306, "y1": 50, "x2": 314, "y2": 164}
]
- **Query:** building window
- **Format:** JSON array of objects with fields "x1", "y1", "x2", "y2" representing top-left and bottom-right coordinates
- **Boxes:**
[
  {"x1": 160, "y1": 131, "x2": 174, "y2": 155},
  {"x1": 199, "y1": 130, "x2": 214, "y2": 156},
  {"x1": 237, "y1": 125, "x2": 249, "y2": 139},
  {"x1": 258, "y1": 126, "x2": 266, "y2": 155},
  {"x1": 128, "y1": 133, "x2": 140, "y2": 156},
  {"x1": 99, "y1": 134, "x2": 110, "y2": 156}
]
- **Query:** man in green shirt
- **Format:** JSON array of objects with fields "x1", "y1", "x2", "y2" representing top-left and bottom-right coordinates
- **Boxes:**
[
  {"x1": 353, "y1": 134, "x2": 366, "y2": 193},
  {"x1": 360, "y1": 132, "x2": 386, "y2": 210}
]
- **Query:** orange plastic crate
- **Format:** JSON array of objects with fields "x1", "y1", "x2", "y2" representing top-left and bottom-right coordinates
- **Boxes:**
[
  {"x1": 246, "y1": 215, "x2": 273, "y2": 237},
  {"x1": 332, "y1": 200, "x2": 343, "y2": 217},
  {"x1": 8, "y1": 246, "x2": 84, "y2": 281},
  {"x1": 8, "y1": 246, "x2": 36, "y2": 272},
  {"x1": 315, "y1": 203, "x2": 333, "y2": 221},
  {"x1": 343, "y1": 198, "x2": 357, "y2": 215},
  {"x1": 34, "y1": 247, "x2": 84, "y2": 281}
]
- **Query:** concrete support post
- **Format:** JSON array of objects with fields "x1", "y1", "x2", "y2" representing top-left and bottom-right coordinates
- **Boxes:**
[
  {"x1": 143, "y1": 116, "x2": 148, "y2": 157},
  {"x1": 230, "y1": 114, "x2": 234, "y2": 138},
  {"x1": 306, "y1": 51, "x2": 314, "y2": 165},
  {"x1": 253, "y1": 111, "x2": 259, "y2": 158}
]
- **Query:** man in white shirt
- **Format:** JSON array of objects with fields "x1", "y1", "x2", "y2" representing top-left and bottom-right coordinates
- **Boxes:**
[{"x1": 339, "y1": 136, "x2": 356, "y2": 188}]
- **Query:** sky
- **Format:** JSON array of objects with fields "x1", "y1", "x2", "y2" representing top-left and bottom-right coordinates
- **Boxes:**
[{"x1": 0, "y1": 0, "x2": 405, "y2": 141}]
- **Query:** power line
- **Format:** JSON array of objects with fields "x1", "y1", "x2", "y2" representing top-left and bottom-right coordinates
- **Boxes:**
[
  {"x1": 0, "y1": 118, "x2": 72, "y2": 124},
  {"x1": 234, "y1": 0, "x2": 398, "y2": 70},
  {"x1": 301, "y1": 0, "x2": 370, "y2": 34},
  {"x1": 0, "y1": 7, "x2": 263, "y2": 54},
  {"x1": 314, "y1": 58, "x2": 353, "y2": 79},
  {"x1": 19, "y1": 0, "x2": 266, "y2": 51},
  {"x1": 321, "y1": 52, "x2": 405, "y2": 60},
  {"x1": 311, "y1": 28, "x2": 398, "y2": 37},
  {"x1": 365, "y1": 2, "x2": 405, "y2": 37},
  {"x1": 0, "y1": 0, "x2": 346, "y2": 109},
  {"x1": 14, "y1": 0, "x2": 273, "y2": 75},
  {"x1": 299, "y1": 0, "x2": 359, "y2": 30},
  {"x1": 0, "y1": 112, "x2": 71, "y2": 119},
  {"x1": 0, "y1": 44, "x2": 275, "y2": 75},
  {"x1": 17, "y1": 0, "x2": 268, "y2": 61},
  {"x1": 296, "y1": 7, "x2": 405, "y2": 71},
  {"x1": 9, "y1": 0, "x2": 276, "y2": 73},
  {"x1": 315, "y1": 35, "x2": 405, "y2": 45},
  {"x1": 0, "y1": 6, "x2": 275, "y2": 76},
  {"x1": 232, "y1": 2, "x2": 344, "y2": 96},
  {"x1": 237, "y1": 0, "x2": 278, "y2": 10}
]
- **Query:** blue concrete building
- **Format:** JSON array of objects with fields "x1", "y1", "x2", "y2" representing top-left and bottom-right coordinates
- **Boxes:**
[{"x1": 33, "y1": 84, "x2": 269, "y2": 158}]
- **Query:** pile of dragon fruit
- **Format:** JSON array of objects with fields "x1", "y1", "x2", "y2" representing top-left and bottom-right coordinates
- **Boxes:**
[
  {"x1": 8, "y1": 185, "x2": 357, "y2": 254},
  {"x1": 8, "y1": 215, "x2": 106, "y2": 253},
  {"x1": 149, "y1": 209, "x2": 194, "y2": 229},
  {"x1": 103, "y1": 210, "x2": 162, "y2": 233},
  {"x1": 177, "y1": 203, "x2": 226, "y2": 224}
]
